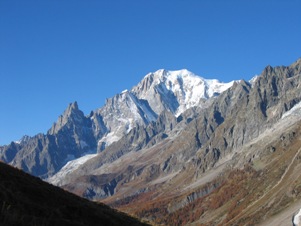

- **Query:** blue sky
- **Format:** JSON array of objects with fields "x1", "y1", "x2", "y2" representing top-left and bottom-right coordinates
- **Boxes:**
[{"x1": 0, "y1": 0, "x2": 300, "y2": 145}]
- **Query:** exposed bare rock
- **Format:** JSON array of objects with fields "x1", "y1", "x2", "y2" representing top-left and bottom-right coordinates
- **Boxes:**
[{"x1": 2, "y1": 59, "x2": 301, "y2": 226}]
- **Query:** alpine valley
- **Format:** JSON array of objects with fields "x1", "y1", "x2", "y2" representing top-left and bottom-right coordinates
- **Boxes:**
[{"x1": 2, "y1": 59, "x2": 301, "y2": 225}]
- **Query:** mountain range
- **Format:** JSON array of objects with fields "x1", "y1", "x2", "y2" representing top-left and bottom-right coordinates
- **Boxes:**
[
  {"x1": 0, "y1": 69, "x2": 234, "y2": 179},
  {"x1": 1, "y1": 59, "x2": 301, "y2": 225}
]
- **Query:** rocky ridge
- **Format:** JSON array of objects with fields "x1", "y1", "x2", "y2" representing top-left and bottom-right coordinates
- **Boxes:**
[
  {"x1": 50, "y1": 58, "x2": 301, "y2": 225},
  {"x1": 1, "y1": 59, "x2": 301, "y2": 225},
  {"x1": 55, "y1": 58, "x2": 301, "y2": 195},
  {"x1": 0, "y1": 69, "x2": 233, "y2": 179}
]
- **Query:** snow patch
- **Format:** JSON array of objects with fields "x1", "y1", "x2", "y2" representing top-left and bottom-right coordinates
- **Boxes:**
[
  {"x1": 293, "y1": 208, "x2": 301, "y2": 226},
  {"x1": 98, "y1": 131, "x2": 121, "y2": 147},
  {"x1": 281, "y1": 101, "x2": 301, "y2": 119},
  {"x1": 249, "y1": 75, "x2": 259, "y2": 85},
  {"x1": 47, "y1": 153, "x2": 97, "y2": 186},
  {"x1": 15, "y1": 135, "x2": 31, "y2": 144},
  {"x1": 128, "y1": 92, "x2": 157, "y2": 122}
]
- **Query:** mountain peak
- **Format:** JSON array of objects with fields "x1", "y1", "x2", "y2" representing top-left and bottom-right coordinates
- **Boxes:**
[
  {"x1": 290, "y1": 57, "x2": 301, "y2": 71},
  {"x1": 63, "y1": 101, "x2": 81, "y2": 117},
  {"x1": 48, "y1": 101, "x2": 85, "y2": 135},
  {"x1": 14, "y1": 135, "x2": 31, "y2": 145},
  {"x1": 132, "y1": 69, "x2": 234, "y2": 116},
  {"x1": 141, "y1": 69, "x2": 200, "y2": 88},
  {"x1": 152, "y1": 69, "x2": 198, "y2": 79},
  {"x1": 69, "y1": 101, "x2": 79, "y2": 110}
]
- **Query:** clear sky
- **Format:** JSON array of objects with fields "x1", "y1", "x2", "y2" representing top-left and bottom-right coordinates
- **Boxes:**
[{"x1": 0, "y1": 0, "x2": 300, "y2": 145}]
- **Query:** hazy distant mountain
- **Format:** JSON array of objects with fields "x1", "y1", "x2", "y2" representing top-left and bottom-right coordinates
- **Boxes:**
[{"x1": 1, "y1": 59, "x2": 301, "y2": 225}]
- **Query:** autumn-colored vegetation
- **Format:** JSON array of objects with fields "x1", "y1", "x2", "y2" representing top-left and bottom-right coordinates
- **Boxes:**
[
  {"x1": 109, "y1": 125, "x2": 301, "y2": 226},
  {"x1": 159, "y1": 166, "x2": 260, "y2": 225},
  {"x1": 109, "y1": 166, "x2": 260, "y2": 225}
]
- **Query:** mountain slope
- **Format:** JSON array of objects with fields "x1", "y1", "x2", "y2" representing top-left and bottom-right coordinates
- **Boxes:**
[
  {"x1": 114, "y1": 109, "x2": 301, "y2": 226},
  {"x1": 0, "y1": 102, "x2": 97, "y2": 179},
  {"x1": 54, "y1": 58, "x2": 301, "y2": 192},
  {"x1": 0, "y1": 161, "x2": 149, "y2": 226},
  {"x1": 2, "y1": 59, "x2": 301, "y2": 225},
  {"x1": 132, "y1": 69, "x2": 234, "y2": 116},
  {"x1": 50, "y1": 58, "x2": 301, "y2": 225},
  {"x1": 0, "y1": 69, "x2": 233, "y2": 179},
  {"x1": 93, "y1": 68, "x2": 234, "y2": 151}
]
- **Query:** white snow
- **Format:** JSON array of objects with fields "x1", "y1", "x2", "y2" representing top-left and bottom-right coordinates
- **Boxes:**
[
  {"x1": 47, "y1": 153, "x2": 97, "y2": 186},
  {"x1": 95, "y1": 69, "x2": 235, "y2": 151},
  {"x1": 205, "y1": 78, "x2": 234, "y2": 98},
  {"x1": 98, "y1": 131, "x2": 121, "y2": 147},
  {"x1": 249, "y1": 75, "x2": 259, "y2": 85},
  {"x1": 45, "y1": 69, "x2": 236, "y2": 187},
  {"x1": 137, "y1": 69, "x2": 235, "y2": 116},
  {"x1": 14, "y1": 135, "x2": 31, "y2": 144},
  {"x1": 294, "y1": 208, "x2": 301, "y2": 226},
  {"x1": 281, "y1": 101, "x2": 301, "y2": 119},
  {"x1": 128, "y1": 92, "x2": 157, "y2": 122},
  {"x1": 127, "y1": 94, "x2": 142, "y2": 121},
  {"x1": 126, "y1": 119, "x2": 133, "y2": 133}
]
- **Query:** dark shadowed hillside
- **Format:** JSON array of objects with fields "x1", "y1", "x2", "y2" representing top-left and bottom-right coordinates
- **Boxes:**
[{"x1": 0, "y1": 161, "x2": 149, "y2": 226}]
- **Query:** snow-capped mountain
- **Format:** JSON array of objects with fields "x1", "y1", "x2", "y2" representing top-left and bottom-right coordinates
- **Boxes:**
[
  {"x1": 46, "y1": 70, "x2": 234, "y2": 185},
  {"x1": 92, "y1": 69, "x2": 234, "y2": 150},
  {"x1": 55, "y1": 58, "x2": 301, "y2": 226},
  {"x1": 0, "y1": 69, "x2": 235, "y2": 178},
  {"x1": 92, "y1": 89, "x2": 157, "y2": 150},
  {"x1": 2, "y1": 59, "x2": 301, "y2": 226},
  {"x1": 132, "y1": 69, "x2": 234, "y2": 116}
]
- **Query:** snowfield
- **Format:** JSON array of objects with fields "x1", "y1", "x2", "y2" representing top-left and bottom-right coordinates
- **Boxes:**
[{"x1": 47, "y1": 153, "x2": 97, "y2": 186}]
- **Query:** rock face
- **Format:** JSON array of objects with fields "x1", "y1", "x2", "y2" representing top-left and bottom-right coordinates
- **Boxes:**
[
  {"x1": 1, "y1": 59, "x2": 301, "y2": 225},
  {"x1": 93, "y1": 91, "x2": 156, "y2": 151},
  {"x1": 48, "y1": 101, "x2": 97, "y2": 154},
  {"x1": 131, "y1": 69, "x2": 234, "y2": 116},
  {"x1": 92, "y1": 69, "x2": 234, "y2": 151},
  {"x1": 193, "y1": 59, "x2": 301, "y2": 172},
  {"x1": 0, "y1": 102, "x2": 97, "y2": 178},
  {"x1": 48, "y1": 58, "x2": 301, "y2": 226},
  {"x1": 0, "y1": 69, "x2": 233, "y2": 178},
  {"x1": 48, "y1": 59, "x2": 301, "y2": 194}
]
